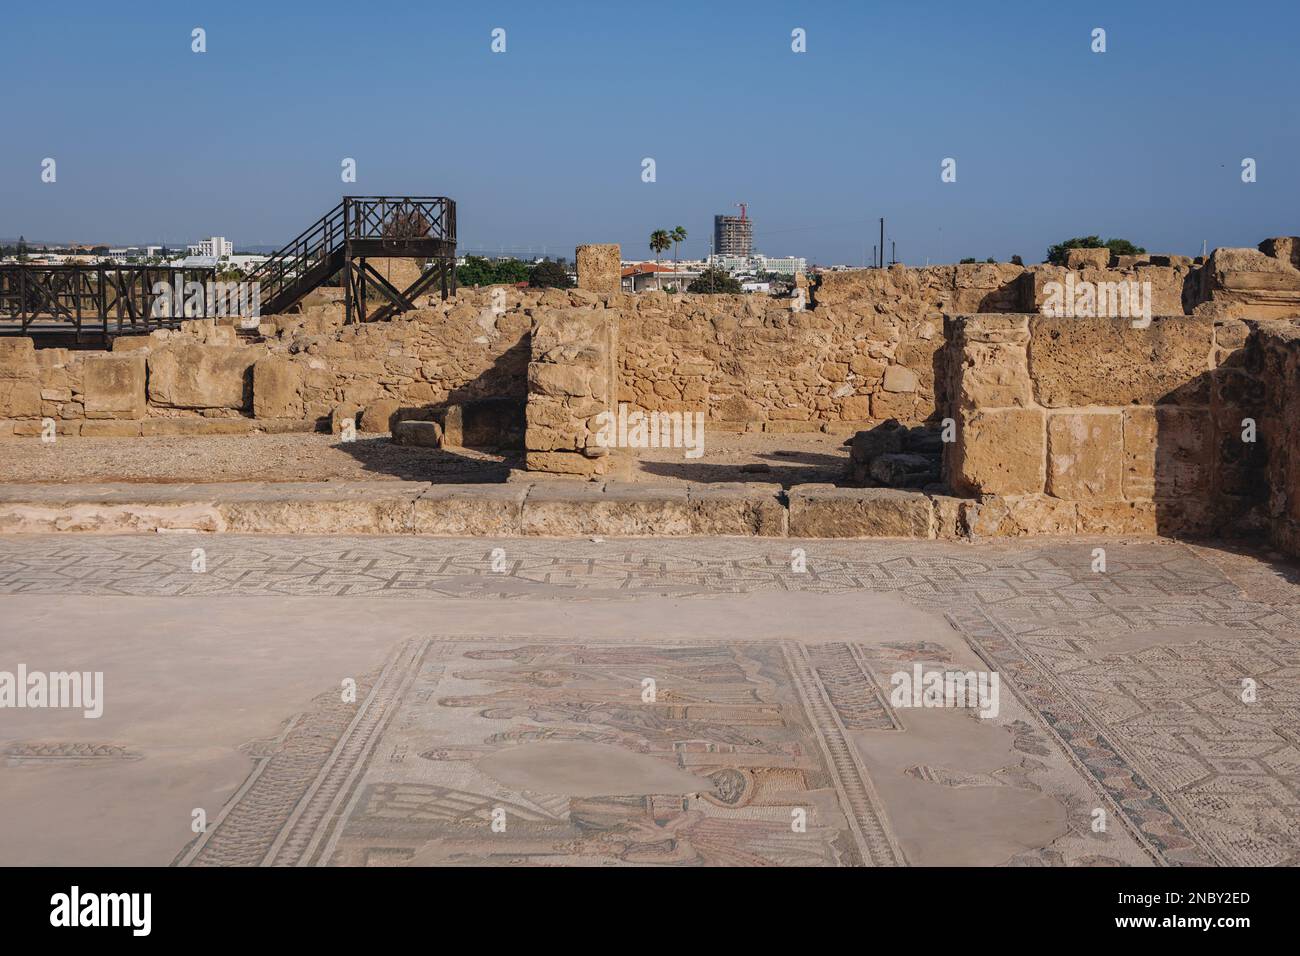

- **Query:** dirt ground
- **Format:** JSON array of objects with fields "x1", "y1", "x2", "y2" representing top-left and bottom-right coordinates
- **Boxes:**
[{"x1": 0, "y1": 431, "x2": 852, "y2": 486}]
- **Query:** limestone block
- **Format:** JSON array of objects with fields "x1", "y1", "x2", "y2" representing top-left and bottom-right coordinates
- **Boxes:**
[
  {"x1": 1064, "y1": 247, "x2": 1110, "y2": 271},
  {"x1": 956, "y1": 342, "x2": 1033, "y2": 410},
  {"x1": 1046, "y1": 412, "x2": 1123, "y2": 500},
  {"x1": 870, "y1": 390, "x2": 920, "y2": 421},
  {"x1": 1028, "y1": 317, "x2": 1213, "y2": 407},
  {"x1": 83, "y1": 354, "x2": 147, "y2": 420},
  {"x1": 0, "y1": 381, "x2": 41, "y2": 418},
  {"x1": 253, "y1": 356, "x2": 303, "y2": 419},
  {"x1": 787, "y1": 485, "x2": 933, "y2": 538},
  {"x1": 358, "y1": 399, "x2": 401, "y2": 434},
  {"x1": 1076, "y1": 500, "x2": 1158, "y2": 535},
  {"x1": 951, "y1": 408, "x2": 1045, "y2": 496},
  {"x1": 147, "y1": 342, "x2": 259, "y2": 409},
  {"x1": 80, "y1": 420, "x2": 143, "y2": 437},
  {"x1": 0, "y1": 338, "x2": 38, "y2": 380},
  {"x1": 524, "y1": 451, "x2": 604, "y2": 477},
  {"x1": 331, "y1": 403, "x2": 361, "y2": 435},
  {"x1": 685, "y1": 482, "x2": 787, "y2": 536},
  {"x1": 392, "y1": 420, "x2": 443, "y2": 447},
  {"x1": 528, "y1": 363, "x2": 593, "y2": 398},
  {"x1": 839, "y1": 395, "x2": 872, "y2": 419},
  {"x1": 411, "y1": 484, "x2": 527, "y2": 535},
  {"x1": 1122, "y1": 407, "x2": 1209, "y2": 499},
  {"x1": 140, "y1": 419, "x2": 256, "y2": 437},
  {"x1": 576, "y1": 244, "x2": 621, "y2": 295},
  {"x1": 961, "y1": 495, "x2": 1078, "y2": 537},
  {"x1": 882, "y1": 366, "x2": 918, "y2": 393}
]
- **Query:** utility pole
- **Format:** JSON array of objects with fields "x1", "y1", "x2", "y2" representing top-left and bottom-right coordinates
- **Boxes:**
[
  {"x1": 879, "y1": 218, "x2": 885, "y2": 269},
  {"x1": 891, "y1": 240, "x2": 897, "y2": 266}
]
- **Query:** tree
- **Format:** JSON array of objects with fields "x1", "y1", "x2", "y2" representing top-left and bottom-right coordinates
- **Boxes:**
[
  {"x1": 456, "y1": 255, "x2": 531, "y2": 287},
  {"x1": 1046, "y1": 235, "x2": 1145, "y2": 265},
  {"x1": 1104, "y1": 237, "x2": 1145, "y2": 257},
  {"x1": 687, "y1": 268, "x2": 741, "y2": 294},
  {"x1": 649, "y1": 229, "x2": 671, "y2": 267},
  {"x1": 17, "y1": 236, "x2": 28, "y2": 263},
  {"x1": 529, "y1": 259, "x2": 573, "y2": 289},
  {"x1": 670, "y1": 225, "x2": 687, "y2": 280}
]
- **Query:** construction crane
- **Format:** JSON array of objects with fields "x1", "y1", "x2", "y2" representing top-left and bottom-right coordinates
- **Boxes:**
[{"x1": 734, "y1": 202, "x2": 747, "y2": 221}]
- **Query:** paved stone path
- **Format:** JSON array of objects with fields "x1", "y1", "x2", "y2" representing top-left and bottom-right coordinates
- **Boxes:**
[{"x1": 2, "y1": 534, "x2": 1297, "y2": 866}]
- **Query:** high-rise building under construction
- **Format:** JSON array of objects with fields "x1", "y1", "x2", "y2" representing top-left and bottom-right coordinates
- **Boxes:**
[{"x1": 713, "y1": 214, "x2": 753, "y2": 257}]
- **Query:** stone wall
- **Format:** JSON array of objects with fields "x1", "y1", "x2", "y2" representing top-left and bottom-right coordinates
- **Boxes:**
[
  {"x1": 944, "y1": 314, "x2": 1264, "y2": 536},
  {"x1": 1255, "y1": 322, "x2": 1300, "y2": 555},
  {"x1": 3, "y1": 236, "x2": 1297, "y2": 452}
]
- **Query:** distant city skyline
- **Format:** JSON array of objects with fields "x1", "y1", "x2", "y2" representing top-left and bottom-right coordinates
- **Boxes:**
[{"x1": 3, "y1": 1, "x2": 1297, "y2": 266}]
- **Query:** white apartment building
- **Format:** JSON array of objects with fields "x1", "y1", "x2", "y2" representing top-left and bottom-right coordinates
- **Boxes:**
[
  {"x1": 707, "y1": 254, "x2": 807, "y2": 276},
  {"x1": 187, "y1": 236, "x2": 234, "y2": 259}
]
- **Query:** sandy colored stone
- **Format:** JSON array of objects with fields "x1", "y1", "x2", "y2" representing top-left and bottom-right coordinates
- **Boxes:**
[
  {"x1": 392, "y1": 420, "x2": 443, "y2": 447},
  {"x1": 951, "y1": 408, "x2": 1045, "y2": 496},
  {"x1": 140, "y1": 419, "x2": 255, "y2": 437},
  {"x1": 685, "y1": 482, "x2": 787, "y2": 536},
  {"x1": 576, "y1": 244, "x2": 621, "y2": 295},
  {"x1": 0, "y1": 380, "x2": 41, "y2": 419},
  {"x1": 1064, "y1": 247, "x2": 1110, "y2": 271},
  {"x1": 956, "y1": 341, "x2": 1032, "y2": 410},
  {"x1": 410, "y1": 484, "x2": 528, "y2": 535},
  {"x1": 148, "y1": 342, "x2": 259, "y2": 410},
  {"x1": 1028, "y1": 317, "x2": 1213, "y2": 407},
  {"x1": 787, "y1": 484, "x2": 932, "y2": 538},
  {"x1": 524, "y1": 450, "x2": 603, "y2": 477},
  {"x1": 1076, "y1": 500, "x2": 1158, "y2": 535},
  {"x1": 1122, "y1": 406, "x2": 1209, "y2": 499},
  {"x1": 83, "y1": 353, "x2": 147, "y2": 420},
  {"x1": 1046, "y1": 412, "x2": 1123, "y2": 500},
  {"x1": 882, "y1": 366, "x2": 918, "y2": 393},
  {"x1": 78, "y1": 420, "x2": 143, "y2": 438},
  {"x1": 331, "y1": 403, "x2": 360, "y2": 435},
  {"x1": 0, "y1": 338, "x2": 38, "y2": 380},
  {"x1": 253, "y1": 356, "x2": 303, "y2": 419},
  {"x1": 358, "y1": 399, "x2": 401, "y2": 434},
  {"x1": 961, "y1": 495, "x2": 1078, "y2": 538}
]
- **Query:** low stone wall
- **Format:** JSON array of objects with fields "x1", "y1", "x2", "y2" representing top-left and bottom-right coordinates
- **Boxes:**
[{"x1": 944, "y1": 314, "x2": 1264, "y2": 536}]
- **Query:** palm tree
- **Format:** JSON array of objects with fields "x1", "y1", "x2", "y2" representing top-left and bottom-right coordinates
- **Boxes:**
[
  {"x1": 670, "y1": 226, "x2": 687, "y2": 287},
  {"x1": 649, "y1": 230, "x2": 671, "y2": 290}
]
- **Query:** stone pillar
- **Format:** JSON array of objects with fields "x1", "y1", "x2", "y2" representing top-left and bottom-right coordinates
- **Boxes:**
[
  {"x1": 525, "y1": 308, "x2": 618, "y2": 477},
  {"x1": 944, "y1": 315, "x2": 1043, "y2": 496},
  {"x1": 575, "y1": 244, "x2": 621, "y2": 295}
]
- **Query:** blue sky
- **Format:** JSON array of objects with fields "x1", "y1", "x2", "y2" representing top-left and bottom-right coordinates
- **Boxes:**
[{"x1": 2, "y1": 0, "x2": 1296, "y2": 264}]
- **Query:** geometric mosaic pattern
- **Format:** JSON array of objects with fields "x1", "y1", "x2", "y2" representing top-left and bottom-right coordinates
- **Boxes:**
[{"x1": 4, "y1": 533, "x2": 1299, "y2": 866}]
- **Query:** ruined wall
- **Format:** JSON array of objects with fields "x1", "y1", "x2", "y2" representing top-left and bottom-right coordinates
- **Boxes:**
[
  {"x1": 3, "y1": 237, "x2": 1297, "y2": 449},
  {"x1": 944, "y1": 314, "x2": 1263, "y2": 536},
  {"x1": 1255, "y1": 322, "x2": 1300, "y2": 555}
]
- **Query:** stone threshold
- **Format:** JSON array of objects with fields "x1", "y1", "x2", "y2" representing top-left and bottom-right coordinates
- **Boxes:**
[{"x1": 0, "y1": 480, "x2": 977, "y2": 538}]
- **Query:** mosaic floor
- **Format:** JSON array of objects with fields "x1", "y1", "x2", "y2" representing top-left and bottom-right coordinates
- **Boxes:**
[{"x1": 2, "y1": 534, "x2": 1298, "y2": 866}]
